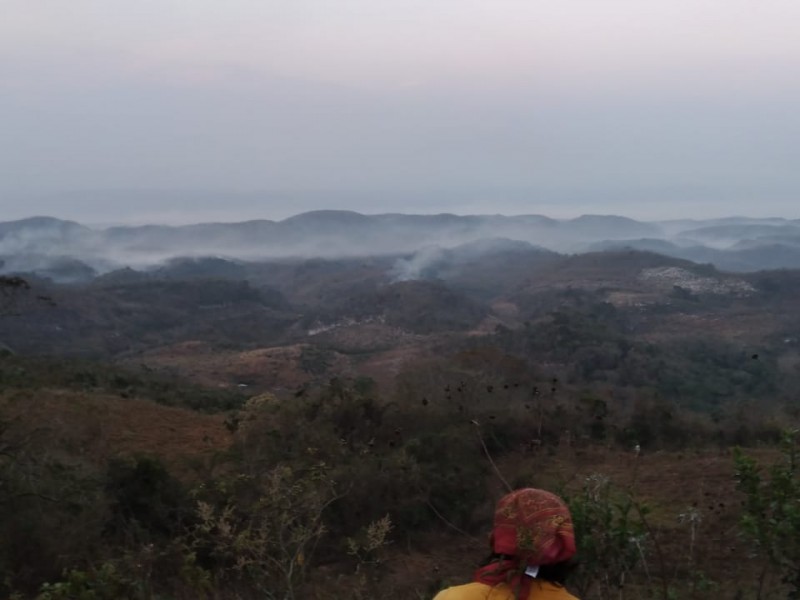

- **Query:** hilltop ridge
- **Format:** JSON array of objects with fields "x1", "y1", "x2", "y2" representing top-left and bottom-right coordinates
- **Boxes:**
[{"x1": 2, "y1": 211, "x2": 800, "y2": 282}]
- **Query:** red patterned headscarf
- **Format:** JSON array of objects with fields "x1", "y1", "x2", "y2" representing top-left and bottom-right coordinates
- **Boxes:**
[{"x1": 473, "y1": 488, "x2": 576, "y2": 599}]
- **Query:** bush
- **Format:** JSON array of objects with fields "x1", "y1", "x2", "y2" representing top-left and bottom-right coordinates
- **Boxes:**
[
  {"x1": 185, "y1": 464, "x2": 338, "y2": 599},
  {"x1": 104, "y1": 456, "x2": 192, "y2": 542},
  {"x1": 565, "y1": 474, "x2": 648, "y2": 599},
  {"x1": 734, "y1": 430, "x2": 800, "y2": 597}
]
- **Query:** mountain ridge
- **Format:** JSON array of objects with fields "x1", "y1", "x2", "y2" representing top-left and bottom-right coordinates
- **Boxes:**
[{"x1": 2, "y1": 211, "x2": 800, "y2": 280}]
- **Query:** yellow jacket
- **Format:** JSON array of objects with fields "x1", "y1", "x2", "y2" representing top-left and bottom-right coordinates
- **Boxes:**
[{"x1": 433, "y1": 580, "x2": 579, "y2": 600}]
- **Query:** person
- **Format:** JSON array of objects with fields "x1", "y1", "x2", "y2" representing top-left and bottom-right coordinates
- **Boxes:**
[{"x1": 433, "y1": 488, "x2": 579, "y2": 600}]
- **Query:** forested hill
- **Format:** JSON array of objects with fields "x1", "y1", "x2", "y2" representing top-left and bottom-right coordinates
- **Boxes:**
[
  {"x1": 3, "y1": 247, "x2": 799, "y2": 413},
  {"x1": 2, "y1": 240, "x2": 800, "y2": 599},
  {"x1": 3, "y1": 212, "x2": 800, "y2": 282}
]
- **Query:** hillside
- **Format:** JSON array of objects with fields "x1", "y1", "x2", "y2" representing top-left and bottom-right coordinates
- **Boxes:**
[
  {"x1": 3, "y1": 248, "x2": 799, "y2": 405},
  {"x1": 4, "y1": 212, "x2": 800, "y2": 283},
  {"x1": 2, "y1": 241, "x2": 800, "y2": 600}
]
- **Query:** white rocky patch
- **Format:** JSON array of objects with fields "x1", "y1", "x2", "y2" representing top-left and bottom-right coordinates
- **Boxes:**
[
  {"x1": 639, "y1": 267, "x2": 756, "y2": 295},
  {"x1": 307, "y1": 315, "x2": 386, "y2": 336}
]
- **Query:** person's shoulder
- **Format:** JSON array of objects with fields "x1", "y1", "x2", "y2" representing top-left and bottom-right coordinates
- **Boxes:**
[
  {"x1": 531, "y1": 580, "x2": 580, "y2": 600},
  {"x1": 433, "y1": 582, "x2": 508, "y2": 600}
]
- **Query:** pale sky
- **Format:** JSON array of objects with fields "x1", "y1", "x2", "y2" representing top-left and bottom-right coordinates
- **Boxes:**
[{"x1": 2, "y1": 0, "x2": 799, "y2": 223}]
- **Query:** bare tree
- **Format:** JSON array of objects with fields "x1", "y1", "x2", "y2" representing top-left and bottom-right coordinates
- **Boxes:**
[{"x1": 0, "y1": 275, "x2": 31, "y2": 316}]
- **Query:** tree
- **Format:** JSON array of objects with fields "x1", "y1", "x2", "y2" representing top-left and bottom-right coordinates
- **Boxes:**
[{"x1": 0, "y1": 275, "x2": 31, "y2": 317}]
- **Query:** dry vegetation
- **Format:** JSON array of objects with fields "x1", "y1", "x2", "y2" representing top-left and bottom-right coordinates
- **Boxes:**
[{"x1": 2, "y1": 251, "x2": 800, "y2": 599}]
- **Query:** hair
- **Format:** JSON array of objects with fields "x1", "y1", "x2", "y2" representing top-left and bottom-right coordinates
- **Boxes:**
[
  {"x1": 480, "y1": 554, "x2": 578, "y2": 586},
  {"x1": 536, "y1": 560, "x2": 578, "y2": 585}
]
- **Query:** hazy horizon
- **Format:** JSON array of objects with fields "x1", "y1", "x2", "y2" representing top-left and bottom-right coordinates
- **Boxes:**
[
  {"x1": 4, "y1": 189, "x2": 800, "y2": 227},
  {"x1": 3, "y1": 1, "x2": 799, "y2": 223},
  {"x1": 2, "y1": 200, "x2": 798, "y2": 233}
]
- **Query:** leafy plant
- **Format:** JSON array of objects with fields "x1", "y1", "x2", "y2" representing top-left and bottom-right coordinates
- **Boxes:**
[
  {"x1": 566, "y1": 474, "x2": 649, "y2": 599},
  {"x1": 104, "y1": 456, "x2": 191, "y2": 542},
  {"x1": 185, "y1": 463, "x2": 339, "y2": 600},
  {"x1": 346, "y1": 514, "x2": 393, "y2": 573},
  {"x1": 734, "y1": 430, "x2": 800, "y2": 598},
  {"x1": 37, "y1": 564, "x2": 133, "y2": 600}
]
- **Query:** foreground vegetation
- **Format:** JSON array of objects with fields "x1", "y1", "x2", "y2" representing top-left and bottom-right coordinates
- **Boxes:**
[
  {"x1": 1, "y1": 355, "x2": 798, "y2": 599},
  {"x1": 2, "y1": 260, "x2": 800, "y2": 598}
]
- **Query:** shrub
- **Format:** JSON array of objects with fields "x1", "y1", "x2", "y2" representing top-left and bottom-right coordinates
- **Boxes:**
[
  {"x1": 565, "y1": 474, "x2": 649, "y2": 599},
  {"x1": 185, "y1": 463, "x2": 338, "y2": 599},
  {"x1": 104, "y1": 456, "x2": 192, "y2": 542},
  {"x1": 734, "y1": 430, "x2": 800, "y2": 598}
]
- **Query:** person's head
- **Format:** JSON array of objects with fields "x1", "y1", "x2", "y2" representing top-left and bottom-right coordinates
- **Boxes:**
[{"x1": 489, "y1": 488, "x2": 576, "y2": 576}]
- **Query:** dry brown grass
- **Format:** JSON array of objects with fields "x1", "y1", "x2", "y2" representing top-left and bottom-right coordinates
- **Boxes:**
[
  {"x1": 0, "y1": 388, "x2": 231, "y2": 468},
  {"x1": 123, "y1": 342, "x2": 322, "y2": 390}
]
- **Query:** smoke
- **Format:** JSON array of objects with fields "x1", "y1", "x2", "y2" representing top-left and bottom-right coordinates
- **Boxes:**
[
  {"x1": 2, "y1": 212, "x2": 800, "y2": 280},
  {"x1": 390, "y1": 246, "x2": 447, "y2": 282}
]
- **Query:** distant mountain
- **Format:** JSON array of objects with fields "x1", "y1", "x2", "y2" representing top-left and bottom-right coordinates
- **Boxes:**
[
  {"x1": 2, "y1": 211, "x2": 800, "y2": 279},
  {"x1": 0, "y1": 217, "x2": 93, "y2": 254},
  {"x1": 656, "y1": 217, "x2": 793, "y2": 238},
  {"x1": 92, "y1": 267, "x2": 151, "y2": 286},
  {"x1": 730, "y1": 235, "x2": 800, "y2": 250},
  {"x1": 691, "y1": 244, "x2": 800, "y2": 272},
  {"x1": 282, "y1": 209, "x2": 373, "y2": 230},
  {"x1": 447, "y1": 238, "x2": 555, "y2": 261},
  {"x1": 678, "y1": 223, "x2": 800, "y2": 244},
  {"x1": 0, "y1": 216, "x2": 89, "y2": 239},
  {"x1": 152, "y1": 257, "x2": 248, "y2": 280},
  {"x1": 585, "y1": 238, "x2": 683, "y2": 254},
  {"x1": 0, "y1": 253, "x2": 97, "y2": 283},
  {"x1": 569, "y1": 214, "x2": 662, "y2": 238}
]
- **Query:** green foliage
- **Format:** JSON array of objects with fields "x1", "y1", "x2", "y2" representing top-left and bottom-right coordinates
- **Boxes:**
[
  {"x1": 734, "y1": 430, "x2": 800, "y2": 597},
  {"x1": 565, "y1": 474, "x2": 649, "y2": 599},
  {"x1": 0, "y1": 413, "x2": 106, "y2": 596},
  {"x1": 37, "y1": 564, "x2": 133, "y2": 600},
  {"x1": 496, "y1": 301, "x2": 781, "y2": 411},
  {"x1": 2, "y1": 333, "x2": 799, "y2": 599},
  {"x1": 231, "y1": 379, "x2": 488, "y2": 535},
  {"x1": 105, "y1": 456, "x2": 191, "y2": 542},
  {"x1": 0, "y1": 355, "x2": 246, "y2": 412},
  {"x1": 34, "y1": 545, "x2": 212, "y2": 600}
]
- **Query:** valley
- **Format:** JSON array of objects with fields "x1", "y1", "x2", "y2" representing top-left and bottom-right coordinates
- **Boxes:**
[{"x1": 1, "y1": 212, "x2": 799, "y2": 599}]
